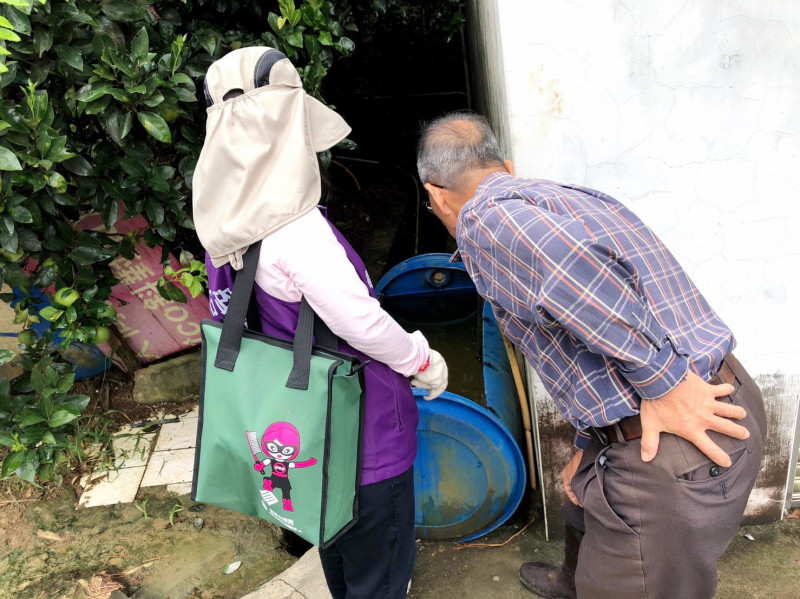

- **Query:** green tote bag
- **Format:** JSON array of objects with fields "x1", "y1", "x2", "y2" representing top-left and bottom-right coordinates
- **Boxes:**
[{"x1": 192, "y1": 241, "x2": 365, "y2": 547}]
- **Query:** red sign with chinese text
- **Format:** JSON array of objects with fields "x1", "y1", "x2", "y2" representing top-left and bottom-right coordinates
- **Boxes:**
[{"x1": 78, "y1": 209, "x2": 210, "y2": 366}]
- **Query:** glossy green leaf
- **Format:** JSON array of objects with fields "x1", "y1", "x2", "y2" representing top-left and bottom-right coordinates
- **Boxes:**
[
  {"x1": 20, "y1": 411, "x2": 46, "y2": 427},
  {"x1": 0, "y1": 348, "x2": 14, "y2": 367},
  {"x1": 268, "y1": 12, "x2": 281, "y2": 34},
  {"x1": 131, "y1": 26, "x2": 148, "y2": 62},
  {"x1": 1, "y1": 451, "x2": 25, "y2": 478},
  {"x1": 170, "y1": 72, "x2": 192, "y2": 86},
  {"x1": 32, "y1": 26, "x2": 53, "y2": 56},
  {"x1": 158, "y1": 280, "x2": 186, "y2": 302},
  {"x1": 45, "y1": 136, "x2": 70, "y2": 162},
  {"x1": 137, "y1": 111, "x2": 171, "y2": 143},
  {"x1": 101, "y1": 198, "x2": 120, "y2": 228},
  {"x1": 145, "y1": 196, "x2": 165, "y2": 225},
  {"x1": 142, "y1": 90, "x2": 164, "y2": 107},
  {"x1": 38, "y1": 306, "x2": 64, "y2": 322},
  {"x1": 7, "y1": 205, "x2": 32, "y2": 223},
  {"x1": 100, "y1": 0, "x2": 148, "y2": 22},
  {"x1": 62, "y1": 155, "x2": 94, "y2": 176},
  {"x1": 65, "y1": 304, "x2": 77, "y2": 323},
  {"x1": 71, "y1": 243, "x2": 113, "y2": 265},
  {"x1": 0, "y1": 215, "x2": 14, "y2": 236},
  {"x1": 3, "y1": 0, "x2": 35, "y2": 15},
  {"x1": 335, "y1": 37, "x2": 355, "y2": 56},
  {"x1": 172, "y1": 87, "x2": 195, "y2": 102},
  {"x1": 107, "y1": 87, "x2": 133, "y2": 102},
  {"x1": 36, "y1": 131, "x2": 52, "y2": 158},
  {"x1": 17, "y1": 229, "x2": 41, "y2": 252},
  {"x1": 58, "y1": 394, "x2": 90, "y2": 413},
  {"x1": 54, "y1": 45, "x2": 84, "y2": 71},
  {"x1": 287, "y1": 30, "x2": 304, "y2": 48},
  {"x1": 84, "y1": 95, "x2": 112, "y2": 115},
  {"x1": 75, "y1": 82, "x2": 112, "y2": 103},
  {"x1": 48, "y1": 409, "x2": 78, "y2": 428},
  {"x1": 189, "y1": 278, "x2": 203, "y2": 298},
  {"x1": 3, "y1": 9, "x2": 31, "y2": 35},
  {"x1": 0, "y1": 146, "x2": 22, "y2": 171},
  {"x1": 14, "y1": 450, "x2": 38, "y2": 482},
  {"x1": 0, "y1": 28, "x2": 21, "y2": 42},
  {"x1": 46, "y1": 171, "x2": 67, "y2": 193},
  {"x1": 194, "y1": 27, "x2": 219, "y2": 57},
  {"x1": 106, "y1": 110, "x2": 132, "y2": 145},
  {"x1": 0, "y1": 228, "x2": 19, "y2": 253}
]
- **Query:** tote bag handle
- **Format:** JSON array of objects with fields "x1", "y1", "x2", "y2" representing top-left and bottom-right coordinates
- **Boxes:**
[{"x1": 213, "y1": 240, "x2": 338, "y2": 390}]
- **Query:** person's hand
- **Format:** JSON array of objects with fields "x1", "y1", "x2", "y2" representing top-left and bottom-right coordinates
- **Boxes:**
[
  {"x1": 562, "y1": 450, "x2": 583, "y2": 507},
  {"x1": 639, "y1": 371, "x2": 748, "y2": 466},
  {"x1": 410, "y1": 349, "x2": 448, "y2": 400}
]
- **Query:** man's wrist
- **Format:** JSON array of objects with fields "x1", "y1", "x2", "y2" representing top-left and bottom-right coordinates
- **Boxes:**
[{"x1": 619, "y1": 339, "x2": 690, "y2": 400}]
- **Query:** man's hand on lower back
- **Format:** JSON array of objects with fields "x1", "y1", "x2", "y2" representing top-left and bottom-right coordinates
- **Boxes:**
[{"x1": 639, "y1": 371, "x2": 748, "y2": 467}]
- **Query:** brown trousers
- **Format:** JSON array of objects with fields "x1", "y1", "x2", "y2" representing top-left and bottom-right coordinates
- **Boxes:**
[{"x1": 563, "y1": 355, "x2": 767, "y2": 599}]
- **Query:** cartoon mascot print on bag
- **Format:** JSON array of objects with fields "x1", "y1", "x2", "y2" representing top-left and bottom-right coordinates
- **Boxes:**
[{"x1": 246, "y1": 422, "x2": 317, "y2": 513}]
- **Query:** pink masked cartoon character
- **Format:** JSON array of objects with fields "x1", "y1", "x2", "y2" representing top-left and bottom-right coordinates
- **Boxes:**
[{"x1": 246, "y1": 421, "x2": 316, "y2": 512}]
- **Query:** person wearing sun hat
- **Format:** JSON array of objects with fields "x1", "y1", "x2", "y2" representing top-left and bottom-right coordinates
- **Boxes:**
[{"x1": 193, "y1": 47, "x2": 448, "y2": 598}]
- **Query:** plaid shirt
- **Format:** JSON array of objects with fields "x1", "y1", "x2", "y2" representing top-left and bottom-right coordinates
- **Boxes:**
[{"x1": 456, "y1": 172, "x2": 734, "y2": 448}]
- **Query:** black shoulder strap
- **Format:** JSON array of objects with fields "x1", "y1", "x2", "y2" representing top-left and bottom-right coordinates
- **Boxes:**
[
  {"x1": 285, "y1": 297, "x2": 338, "y2": 390},
  {"x1": 213, "y1": 241, "x2": 339, "y2": 391},
  {"x1": 214, "y1": 241, "x2": 262, "y2": 372}
]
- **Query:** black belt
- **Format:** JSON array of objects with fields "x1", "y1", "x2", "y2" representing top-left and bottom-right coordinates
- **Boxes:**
[{"x1": 586, "y1": 354, "x2": 740, "y2": 446}]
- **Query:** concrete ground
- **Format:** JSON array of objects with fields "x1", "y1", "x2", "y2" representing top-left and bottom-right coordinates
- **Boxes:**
[{"x1": 246, "y1": 504, "x2": 800, "y2": 599}]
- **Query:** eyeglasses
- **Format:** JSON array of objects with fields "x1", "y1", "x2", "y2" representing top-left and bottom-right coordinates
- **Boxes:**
[{"x1": 424, "y1": 183, "x2": 447, "y2": 213}]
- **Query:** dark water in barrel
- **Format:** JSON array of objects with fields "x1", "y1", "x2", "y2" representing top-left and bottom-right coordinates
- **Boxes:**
[{"x1": 405, "y1": 313, "x2": 485, "y2": 405}]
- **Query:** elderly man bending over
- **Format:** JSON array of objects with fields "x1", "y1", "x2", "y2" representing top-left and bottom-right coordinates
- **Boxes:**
[{"x1": 416, "y1": 112, "x2": 766, "y2": 599}]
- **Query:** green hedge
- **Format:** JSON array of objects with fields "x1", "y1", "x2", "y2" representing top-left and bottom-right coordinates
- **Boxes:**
[{"x1": 0, "y1": 0, "x2": 372, "y2": 484}]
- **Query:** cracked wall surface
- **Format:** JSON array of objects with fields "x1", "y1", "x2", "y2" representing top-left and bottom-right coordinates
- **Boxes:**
[{"x1": 469, "y1": 0, "x2": 800, "y2": 526}]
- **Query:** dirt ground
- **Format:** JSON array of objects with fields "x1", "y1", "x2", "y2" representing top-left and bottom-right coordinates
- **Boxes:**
[
  {"x1": 0, "y1": 482, "x2": 296, "y2": 599},
  {"x1": 0, "y1": 369, "x2": 298, "y2": 599},
  {"x1": 407, "y1": 502, "x2": 800, "y2": 599},
  {"x1": 2, "y1": 445, "x2": 799, "y2": 599}
]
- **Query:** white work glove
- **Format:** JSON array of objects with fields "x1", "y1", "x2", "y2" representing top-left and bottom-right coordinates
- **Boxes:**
[{"x1": 410, "y1": 349, "x2": 448, "y2": 400}]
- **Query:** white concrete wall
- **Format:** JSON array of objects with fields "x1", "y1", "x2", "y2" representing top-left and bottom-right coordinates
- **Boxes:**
[{"x1": 468, "y1": 0, "x2": 800, "y2": 524}]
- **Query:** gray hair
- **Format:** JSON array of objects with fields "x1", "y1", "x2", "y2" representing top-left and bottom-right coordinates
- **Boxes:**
[{"x1": 417, "y1": 112, "x2": 504, "y2": 191}]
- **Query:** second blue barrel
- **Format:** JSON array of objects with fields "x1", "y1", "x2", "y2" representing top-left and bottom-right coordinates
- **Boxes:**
[{"x1": 377, "y1": 253, "x2": 526, "y2": 541}]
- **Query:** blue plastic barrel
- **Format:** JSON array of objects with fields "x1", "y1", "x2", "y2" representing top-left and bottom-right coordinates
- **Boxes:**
[
  {"x1": 481, "y1": 302, "x2": 522, "y2": 444},
  {"x1": 375, "y1": 253, "x2": 478, "y2": 325},
  {"x1": 413, "y1": 388, "x2": 526, "y2": 541}
]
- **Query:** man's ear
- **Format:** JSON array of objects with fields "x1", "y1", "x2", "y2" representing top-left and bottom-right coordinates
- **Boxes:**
[{"x1": 423, "y1": 183, "x2": 451, "y2": 214}]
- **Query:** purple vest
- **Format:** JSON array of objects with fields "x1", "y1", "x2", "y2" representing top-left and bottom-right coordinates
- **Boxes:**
[{"x1": 205, "y1": 212, "x2": 418, "y2": 486}]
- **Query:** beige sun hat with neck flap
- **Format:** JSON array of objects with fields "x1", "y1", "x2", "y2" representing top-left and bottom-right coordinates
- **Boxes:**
[{"x1": 193, "y1": 46, "x2": 351, "y2": 269}]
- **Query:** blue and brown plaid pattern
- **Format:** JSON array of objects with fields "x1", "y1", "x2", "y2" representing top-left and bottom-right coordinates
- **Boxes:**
[{"x1": 456, "y1": 172, "x2": 734, "y2": 448}]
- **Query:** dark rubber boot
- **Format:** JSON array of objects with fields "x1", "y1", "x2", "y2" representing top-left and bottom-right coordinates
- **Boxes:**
[{"x1": 518, "y1": 563, "x2": 577, "y2": 598}]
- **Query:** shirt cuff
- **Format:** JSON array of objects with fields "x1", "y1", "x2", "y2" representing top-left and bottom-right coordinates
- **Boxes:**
[
  {"x1": 618, "y1": 338, "x2": 690, "y2": 400},
  {"x1": 574, "y1": 431, "x2": 592, "y2": 450}
]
